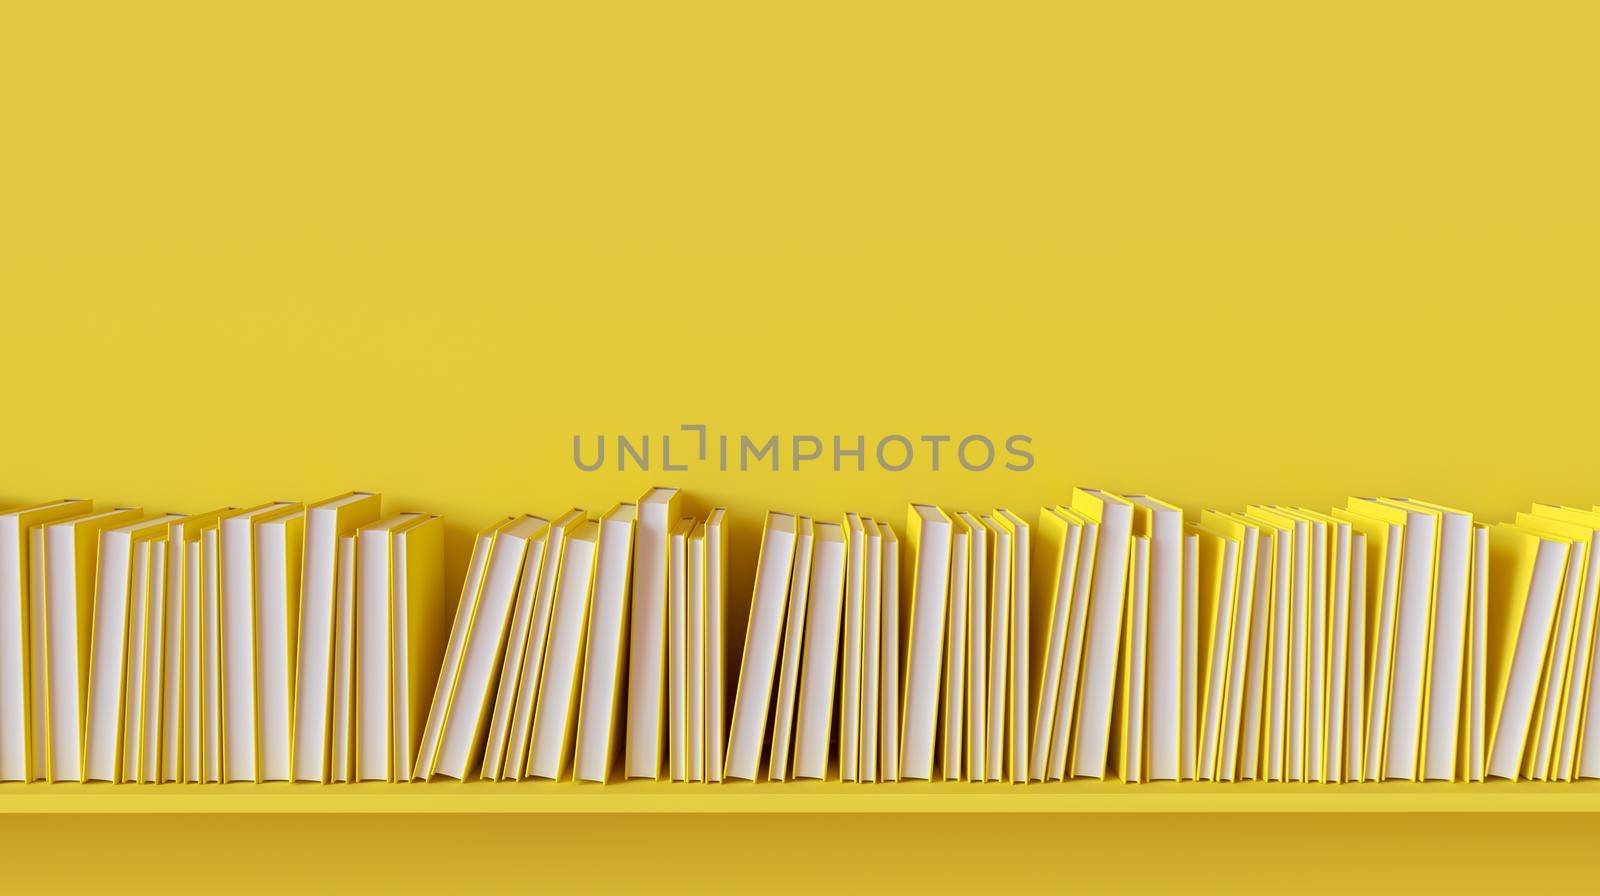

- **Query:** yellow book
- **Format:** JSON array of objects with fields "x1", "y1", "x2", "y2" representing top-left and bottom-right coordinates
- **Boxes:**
[
  {"x1": 1191, "y1": 514, "x2": 1240, "y2": 781},
  {"x1": 665, "y1": 517, "x2": 694, "y2": 782},
  {"x1": 1125, "y1": 494, "x2": 1185, "y2": 782},
  {"x1": 411, "y1": 516, "x2": 514, "y2": 780},
  {"x1": 1117, "y1": 535, "x2": 1151, "y2": 783},
  {"x1": 1398, "y1": 500, "x2": 1474, "y2": 782},
  {"x1": 1485, "y1": 524, "x2": 1571, "y2": 780},
  {"x1": 958, "y1": 511, "x2": 991, "y2": 781},
  {"x1": 686, "y1": 521, "x2": 706, "y2": 781},
  {"x1": 118, "y1": 534, "x2": 160, "y2": 783},
  {"x1": 705, "y1": 508, "x2": 730, "y2": 783},
  {"x1": 1464, "y1": 523, "x2": 1489, "y2": 782},
  {"x1": 995, "y1": 508, "x2": 1029, "y2": 783},
  {"x1": 726, "y1": 512, "x2": 800, "y2": 782},
  {"x1": 769, "y1": 516, "x2": 815, "y2": 782},
  {"x1": 290, "y1": 492, "x2": 380, "y2": 783},
  {"x1": 859, "y1": 518, "x2": 881, "y2": 783},
  {"x1": 1212, "y1": 513, "x2": 1260, "y2": 783},
  {"x1": 480, "y1": 520, "x2": 552, "y2": 782},
  {"x1": 1237, "y1": 511, "x2": 1284, "y2": 782},
  {"x1": 1513, "y1": 511, "x2": 1593, "y2": 781},
  {"x1": 37, "y1": 506, "x2": 142, "y2": 782},
  {"x1": 839, "y1": 512, "x2": 866, "y2": 782},
  {"x1": 1028, "y1": 508, "x2": 1081, "y2": 782},
  {"x1": 625, "y1": 487, "x2": 682, "y2": 781},
  {"x1": 573, "y1": 503, "x2": 639, "y2": 784},
  {"x1": 390, "y1": 514, "x2": 445, "y2": 782},
  {"x1": 1246, "y1": 505, "x2": 1308, "y2": 781},
  {"x1": 0, "y1": 498, "x2": 92, "y2": 782},
  {"x1": 979, "y1": 514, "x2": 1011, "y2": 781},
  {"x1": 1067, "y1": 488, "x2": 1134, "y2": 780}
]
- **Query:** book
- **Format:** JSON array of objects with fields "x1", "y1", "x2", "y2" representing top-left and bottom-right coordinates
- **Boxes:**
[
  {"x1": 118, "y1": 535, "x2": 155, "y2": 782},
  {"x1": 1117, "y1": 536, "x2": 1151, "y2": 783},
  {"x1": 390, "y1": 515, "x2": 445, "y2": 782},
  {"x1": 0, "y1": 499, "x2": 91, "y2": 782},
  {"x1": 411, "y1": 518, "x2": 512, "y2": 780},
  {"x1": 768, "y1": 517, "x2": 814, "y2": 782},
  {"x1": 1334, "y1": 506, "x2": 1403, "y2": 783},
  {"x1": 902, "y1": 505, "x2": 955, "y2": 781},
  {"x1": 667, "y1": 518, "x2": 693, "y2": 782},
  {"x1": 839, "y1": 512, "x2": 866, "y2": 782},
  {"x1": 39, "y1": 506, "x2": 141, "y2": 781},
  {"x1": 82, "y1": 513, "x2": 181, "y2": 782},
  {"x1": 793, "y1": 522, "x2": 846, "y2": 780},
  {"x1": 625, "y1": 487, "x2": 680, "y2": 780},
  {"x1": 996, "y1": 508, "x2": 1029, "y2": 783},
  {"x1": 354, "y1": 512, "x2": 427, "y2": 781},
  {"x1": 704, "y1": 508, "x2": 729, "y2": 783},
  {"x1": 1485, "y1": 524, "x2": 1570, "y2": 779},
  {"x1": 138, "y1": 535, "x2": 170, "y2": 783},
  {"x1": 329, "y1": 533, "x2": 357, "y2": 783},
  {"x1": 1125, "y1": 495, "x2": 1184, "y2": 782},
  {"x1": 724, "y1": 512, "x2": 799, "y2": 781},
  {"x1": 981, "y1": 514, "x2": 1010, "y2": 782},
  {"x1": 218, "y1": 501, "x2": 297, "y2": 782},
  {"x1": 1238, "y1": 511, "x2": 1282, "y2": 781},
  {"x1": 878, "y1": 521, "x2": 901, "y2": 782},
  {"x1": 859, "y1": 518, "x2": 881, "y2": 782},
  {"x1": 1214, "y1": 513, "x2": 1258, "y2": 783},
  {"x1": 573, "y1": 503, "x2": 638, "y2": 783},
  {"x1": 527, "y1": 520, "x2": 601, "y2": 781},
  {"x1": 687, "y1": 522, "x2": 705, "y2": 780},
  {"x1": 290, "y1": 492, "x2": 381, "y2": 783},
  {"x1": 1046, "y1": 507, "x2": 1097, "y2": 782},
  {"x1": 253, "y1": 503, "x2": 306, "y2": 782},
  {"x1": 429, "y1": 514, "x2": 547, "y2": 781},
  {"x1": 960, "y1": 512, "x2": 989, "y2": 782},
  {"x1": 1180, "y1": 527, "x2": 1200, "y2": 780},
  {"x1": 1404, "y1": 500, "x2": 1473, "y2": 782},
  {"x1": 201, "y1": 522, "x2": 224, "y2": 782},
  {"x1": 1467, "y1": 523, "x2": 1489, "y2": 782},
  {"x1": 1069, "y1": 488, "x2": 1134, "y2": 779},
  {"x1": 1192, "y1": 517, "x2": 1239, "y2": 782},
  {"x1": 480, "y1": 519, "x2": 551, "y2": 782},
  {"x1": 1533, "y1": 506, "x2": 1600, "y2": 780},
  {"x1": 942, "y1": 514, "x2": 971, "y2": 781},
  {"x1": 1516, "y1": 511, "x2": 1586, "y2": 781}
]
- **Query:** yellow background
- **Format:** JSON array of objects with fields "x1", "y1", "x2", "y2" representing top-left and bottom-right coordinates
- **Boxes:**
[{"x1": 3, "y1": 1, "x2": 1599, "y2": 889}]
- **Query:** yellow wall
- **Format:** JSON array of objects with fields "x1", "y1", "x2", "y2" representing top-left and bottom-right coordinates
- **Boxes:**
[{"x1": 3, "y1": 2, "x2": 1597, "y2": 888}]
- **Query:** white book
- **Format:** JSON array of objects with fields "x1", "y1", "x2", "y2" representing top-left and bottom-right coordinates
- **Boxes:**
[
  {"x1": 705, "y1": 508, "x2": 729, "y2": 782},
  {"x1": 625, "y1": 487, "x2": 680, "y2": 780},
  {"x1": 1196, "y1": 526, "x2": 1238, "y2": 781},
  {"x1": 355, "y1": 513, "x2": 422, "y2": 782},
  {"x1": 724, "y1": 512, "x2": 799, "y2": 781},
  {"x1": 291, "y1": 492, "x2": 380, "y2": 783},
  {"x1": 573, "y1": 504, "x2": 638, "y2": 783},
  {"x1": 1121, "y1": 537, "x2": 1151, "y2": 782},
  {"x1": 411, "y1": 520, "x2": 506, "y2": 781},
  {"x1": 902, "y1": 505, "x2": 954, "y2": 781},
  {"x1": 83, "y1": 514, "x2": 179, "y2": 782},
  {"x1": 982, "y1": 515, "x2": 1010, "y2": 782},
  {"x1": 942, "y1": 520, "x2": 970, "y2": 781},
  {"x1": 330, "y1": 533, "x2": 358, "y2": 783},
  {"x1": 1375, "y1": 499, "x2": 1439, "y2": 780},
  {"x1": 219, "y1": 501, "x2": 296, "y2": 782},
  {"x1": 432, "y1": 514, "x2": 545, "y2": 781},
  {"x1": 481, "y1": 520, "x2": 551, "y2": 782},
  {"x1": 1239, "y1": 519, "x2": 1275, "y2": 781},
  {"x1": 859, "y1": 519, "x2": 881, "y2": 782},
  {"x1": 0, "y1": 500, "x2": 91, "y2": 782},
  {"x1": 120, "y1": 538, "x2": 153, "y2": 782},
  {"x1": 254, "y1": 504, "x2": 305, "y2": 782},
  {"x1": 1322, "y1": 519, "x2": 1351, "y2": 783},
  {"x1": 1069, "y1": 488, "x2": 1134, "y2": 780},
  {"x1": 201, "y1": 524, "x2": 224, "y2": 783},
  {"x1": 1218, "y1": 520, "x2": 1257, "y2": 782},
  {"x1": 1344, "y1": 532, "x2": 1368, "y2": 782},
  {"x1": 139, "y1": 540, "x2": 169, "y2": 784},
  {"x1": 1486, "y1": 526, "x2": 1570, "y2": 779},
  {"x1": 998, "y1": 509, "x2": 1030, "y2": 783},
  {"x1": 768, "y1": 518, "x2": 815, "y2": 782},
  {"x1": 960, "y1": 513, "x2": 990, "y2": 781},
  {"x1": 1126, "y1": 496, "x2": 1184, "y2": 781},
  {"x1": 1468, "y1": 525, "x2": 1488, "y2": 781},
  {"x1": 879, "y1": 522, "x2": 901, "y2": 782},
  {"x1": 839, "y1": 512, "x2": 866, "y2": 782},
  {"x1": 1412, "y1": 500, "x2": 1473, "y2": 781},
  {"x1": 1180, "y1": 529, "x2": 1200, "y2": 780},
  {"x1": 161, "y1": 525, "x2": 185, "y2": 783},
  {"x1": 527, "y1": 521, "x2": 600, "y2": 780},
  {"x1": 183, "y1": 538, "x2": 202, "y2": 782},
  {"x1": 502, "y1": 510, "x2": 583, "y2": 780},
  {"x1": 793, "y1": 523, "x2": 846, "y2": 780},
  {"x1": 1047, "y1": 516, "x2": 1097, "y2": 782},
  {"x1": 667, "y1": 519, "x2": 692, "y2": 781},
  {"x1": 687, "y1": 522, "x2": 706, "y2": 781}
]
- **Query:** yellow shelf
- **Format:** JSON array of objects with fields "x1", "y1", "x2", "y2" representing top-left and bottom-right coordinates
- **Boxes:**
[{"x1": 6, "y1": 778, "x2": 1600, "y2": 813}]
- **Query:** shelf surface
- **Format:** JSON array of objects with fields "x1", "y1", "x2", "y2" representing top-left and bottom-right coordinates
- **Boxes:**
[{"x1": 7, "y1": 778, "x2": 1600, "y2": 813}]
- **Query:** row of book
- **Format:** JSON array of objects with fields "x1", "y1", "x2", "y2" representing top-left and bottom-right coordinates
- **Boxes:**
[{"x1": 0, "y1": 489, "x2": 1594, "y2": 784}]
